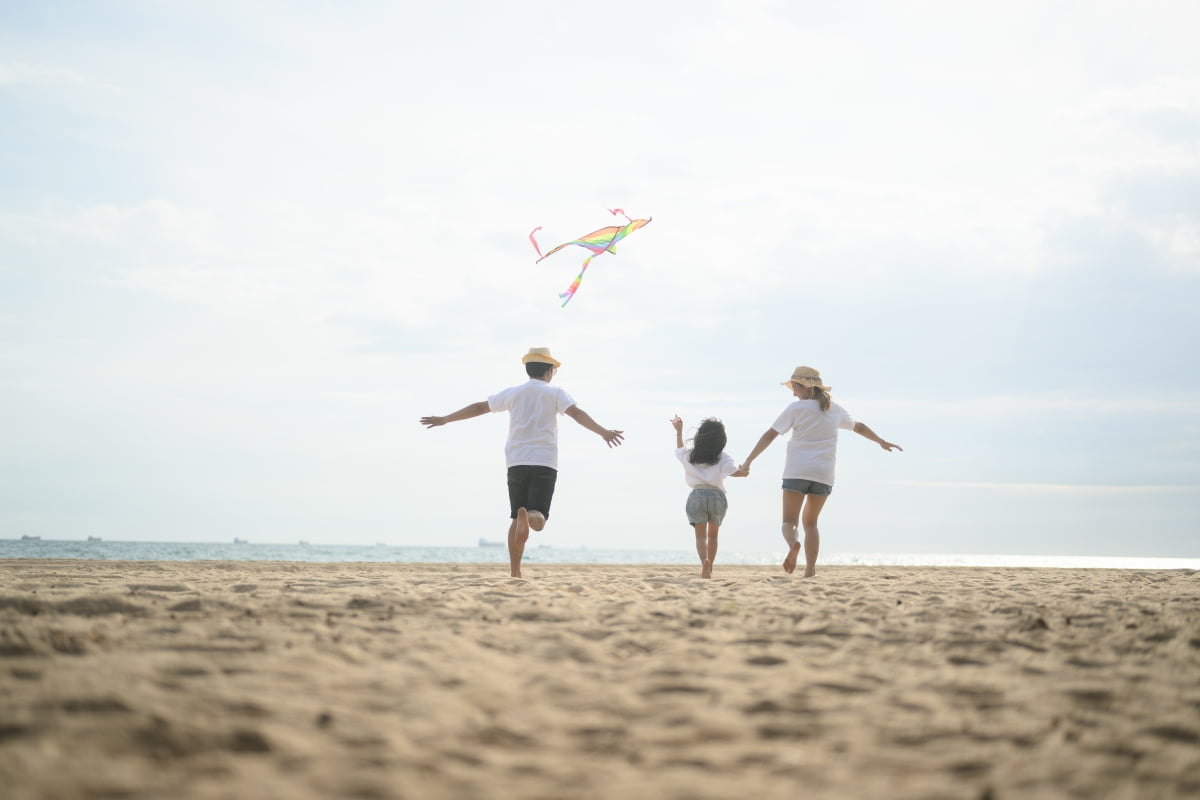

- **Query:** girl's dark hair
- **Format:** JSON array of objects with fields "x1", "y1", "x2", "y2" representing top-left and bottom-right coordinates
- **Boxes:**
[
  {"x1": 689, "y1": 418, "x2": 727, "y2": 465},
  {"x1": 525, "y1": 362, "x2": 554, "y2": 379}
]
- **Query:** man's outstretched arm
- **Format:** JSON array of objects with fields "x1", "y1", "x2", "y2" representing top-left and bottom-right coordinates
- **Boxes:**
[
  {"x1": 564, "y1": 405, "x2": 624, "y2": 447},
  {"x1": 420, "y1": 401, "x2": 490, "y2": 428}
]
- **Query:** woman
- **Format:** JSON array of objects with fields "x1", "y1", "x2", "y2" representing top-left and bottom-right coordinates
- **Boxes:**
[{"x1": 742, "y1": 366, "x2": 902, "y2": 577}]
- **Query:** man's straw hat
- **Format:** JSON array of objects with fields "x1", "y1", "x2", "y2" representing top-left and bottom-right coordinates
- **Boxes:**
[
  {"x1": 781, "y1": 366, "x2": 830, "y2": 391},
  {"x1": 521, "y1": 347, "x2": 561, "y2": 367}
]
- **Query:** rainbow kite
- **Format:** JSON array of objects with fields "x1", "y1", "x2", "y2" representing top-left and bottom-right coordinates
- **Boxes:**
[{"x1": 529, "y1": 208, "x2": 652, "y2": 306}]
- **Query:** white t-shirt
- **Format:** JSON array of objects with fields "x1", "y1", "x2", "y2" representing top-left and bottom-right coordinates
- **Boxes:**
[
  {"x1": 487, "y1": 380, "x2": 576, "y2": 469},
  {"x1": 675, "y1": 448, "x2": 739, "y2": 491},
  {"x1": 770, "y1": 399, "x2": 856, "y2": 485}
]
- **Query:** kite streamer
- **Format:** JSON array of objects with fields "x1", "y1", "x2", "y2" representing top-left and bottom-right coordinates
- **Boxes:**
[{"x1": 528, "y1": 209, "x2": 651, "y2": 306}]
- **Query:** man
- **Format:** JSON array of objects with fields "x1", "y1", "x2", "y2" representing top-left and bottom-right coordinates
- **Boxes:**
[{"x1": 420, "y1": 347, "x2": 623, "y2": 577}]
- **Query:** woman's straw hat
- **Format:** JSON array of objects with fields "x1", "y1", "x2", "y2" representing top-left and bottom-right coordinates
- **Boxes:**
[
  {"x1": 782, "y1": 366, "x2": 830, "y2": 391},
  {"x1": 521, "y1": 347, "x2": 561, "y2": 367}
]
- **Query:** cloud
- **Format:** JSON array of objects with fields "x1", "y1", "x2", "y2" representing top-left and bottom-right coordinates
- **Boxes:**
[
  {"x1": 875, "y1": 392, "x2": 1200, "y2": 419},
  {"x1": 0, "y1": 62, "x2": 108, "y2": 89},
  {"x1": 888, "y1": 480, "x2": 1200, "y2": 494}
]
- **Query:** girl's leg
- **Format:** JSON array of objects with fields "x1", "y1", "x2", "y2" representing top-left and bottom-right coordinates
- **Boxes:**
[
  {"x1": 781, "y1": 490, "x2": 804, "y2": 573},
  {"x1": 692, "y1": 523, "x2": 708, "y2": 569},
  {"x1": 703, "y1": 522, "x2": 719, "y2": 578},
  {"x1": 800, "y1": 494, "x2": 828, "y2": 578}
]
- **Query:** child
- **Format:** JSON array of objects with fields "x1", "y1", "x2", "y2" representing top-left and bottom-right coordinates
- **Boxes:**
[
  {"x1": 742, "y1": 366, "x2": 901, "y2": 577},
  {"x1": 671, "y1": 416, "x2": 748, "y2": 578},
  {"x1": 421, "y1": 347, "x2": 624, "y2": 578}
]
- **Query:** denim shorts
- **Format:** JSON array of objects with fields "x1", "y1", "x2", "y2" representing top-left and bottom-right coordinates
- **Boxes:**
[
  {"x1": 686, "y1": 486, "x2": 728, "y2": 525},
  {"x1": 781, "y1": 478, "x2": 833, "y2": 495}
]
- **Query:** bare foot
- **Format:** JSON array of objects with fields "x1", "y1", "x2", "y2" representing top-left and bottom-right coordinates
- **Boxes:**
[
  {"x1": 701, "y1": 561, "x2": 713, "y2": 579},
  {"x1": 783, "y1": 542, "x2": 801, "y2": 573},
  {"x1": 803, "y1": 567, "x2": 816, "y2": 578}
]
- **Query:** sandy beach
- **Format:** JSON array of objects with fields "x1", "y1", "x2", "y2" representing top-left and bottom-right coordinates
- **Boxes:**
[{"x1": 1, "y1": 560, "x2": 1197, "y2": 799}]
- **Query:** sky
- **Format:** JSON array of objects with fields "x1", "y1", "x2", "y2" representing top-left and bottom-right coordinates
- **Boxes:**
[{"x1": 2, "y1": 1, "x2": 1198, "y2": 558}]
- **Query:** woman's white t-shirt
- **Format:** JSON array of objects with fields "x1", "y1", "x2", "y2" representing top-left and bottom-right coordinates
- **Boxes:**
[
  {"x1": 770, "y1": 399, "x2": 856, "y2": 485},
  {"x1": 675, "y1": 448, "x2": 739, "y2": 490},
  {"x1": 487, "y1": 380, "x2": 576, "y2": 469}
]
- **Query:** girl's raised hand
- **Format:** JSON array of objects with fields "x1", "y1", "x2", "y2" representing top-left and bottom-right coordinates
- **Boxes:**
[{"x1": 670, "y1": 415, "x2": 683, "y2": 432}]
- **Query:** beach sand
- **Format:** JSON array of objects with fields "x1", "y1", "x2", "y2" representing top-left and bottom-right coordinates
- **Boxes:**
[{"x1": 1, "y1": 559, "x2": 1197, "y2": 799}]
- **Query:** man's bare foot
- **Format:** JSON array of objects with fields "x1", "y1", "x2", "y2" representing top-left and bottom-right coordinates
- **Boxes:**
[
  {"x1": 701, "y1": 561, "x2": 713, "y2": 579},
  {"x1": 803, "y1": 567, "x2": 816, "y2": 578},
  {"x1": 783, "y1": 542, "x2": 801, "y2": 573}
]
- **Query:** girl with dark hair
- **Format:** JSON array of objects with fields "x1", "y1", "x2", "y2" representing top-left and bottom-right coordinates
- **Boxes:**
[
  {"x1": 742, "y1": 366, "x2": 901, "y2": 577},
  {"x1": 671, "y1": 416, "x2": 747, "y2": 578}
]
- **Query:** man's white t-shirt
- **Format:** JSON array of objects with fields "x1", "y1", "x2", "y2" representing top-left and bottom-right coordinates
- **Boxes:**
[
  {"x1": 770, "y1": 399, "x2": 856, "y2": 485},
  {"x1": 488, "y1": 380, "x2": 576, "y2": 469},
  {"x1": 675, "y1": 448, "x2": 739, "y2": 491}
]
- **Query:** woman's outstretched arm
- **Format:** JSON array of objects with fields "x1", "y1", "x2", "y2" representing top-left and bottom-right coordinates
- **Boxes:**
[
  {"x1": 742, "y1": 428, "x2": 780, "y2": 472},
  {"x1": 852, "y1": 421, "x2": 902, "y2": 452}
]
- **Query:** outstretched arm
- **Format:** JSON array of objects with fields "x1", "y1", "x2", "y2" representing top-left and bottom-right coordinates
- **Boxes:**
[
  {"x1": 742, "y1": 428, "x2": 780, "y2": 473},
  {"x1": 853, "y1": 421, "x2": 902, "y2": 452},
  {"x1": 420, "y1": 401, "x2": 490, "y2": 429},
  {"x1": 565, "y1": 405, "x2": 624, "y2": 448}
]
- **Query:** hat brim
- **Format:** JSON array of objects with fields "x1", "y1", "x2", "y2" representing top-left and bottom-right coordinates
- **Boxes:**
[
  {"x1": 523, "y1": 355, "x2": 561, "y2": 367},
  {"x1": 782, "y1": 379, "x2": 830, "y2": 391}
]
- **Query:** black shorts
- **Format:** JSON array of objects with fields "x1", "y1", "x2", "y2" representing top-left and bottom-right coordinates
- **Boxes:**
[{"x1": 507, "y1": 465, "x2": 558, "y2": 519}]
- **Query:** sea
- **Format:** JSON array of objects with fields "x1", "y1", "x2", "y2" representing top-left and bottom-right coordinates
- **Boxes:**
[{"x1": 1, "y1": 538, "x2": 1197, "y2": 570}]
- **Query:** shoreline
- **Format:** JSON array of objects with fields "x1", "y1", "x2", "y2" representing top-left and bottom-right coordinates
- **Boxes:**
[{"x1": 1, "y1": 560, "x2": 1197, "y2": 798}]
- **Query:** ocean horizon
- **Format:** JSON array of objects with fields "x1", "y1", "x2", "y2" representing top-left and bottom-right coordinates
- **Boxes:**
[{"x1": 1, "y1": 538, "x2": 1196, "y2": 570}]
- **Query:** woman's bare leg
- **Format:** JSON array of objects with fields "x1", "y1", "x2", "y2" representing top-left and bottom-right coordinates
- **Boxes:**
[
  {"x1": 800, "y1": 494, "x2": 828, "y2": 577},
  {"x1": 781, "y1": 490, "x2": 804, "y2": 573}
]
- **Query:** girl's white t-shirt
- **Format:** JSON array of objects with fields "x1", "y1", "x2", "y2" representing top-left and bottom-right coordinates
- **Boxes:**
[
  {"x1": 770, "y1": 399, "x2": 856, "y2": 485},
  {"x1": 488, "y1": 380, "x2": 576, "y2": 469},
  {"x1": 675, "y1": 448, "x2": 739, "y2": 490}
]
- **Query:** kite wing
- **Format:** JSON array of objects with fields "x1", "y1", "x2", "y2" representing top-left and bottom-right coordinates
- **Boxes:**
[{"x1": 529, "y1": 211, "x2": 651, "y2": 306}]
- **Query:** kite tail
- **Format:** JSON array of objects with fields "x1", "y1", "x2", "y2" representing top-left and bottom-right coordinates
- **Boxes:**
[
  {"x1": 559, "y1": 254, "x2": 594, "y2": 307},
  {"x1": 607, "y1": 208, "x2": 632, "y2": 223},
  {"x1": 528, "y1": 226, "x2": 544, "y2": 259}
]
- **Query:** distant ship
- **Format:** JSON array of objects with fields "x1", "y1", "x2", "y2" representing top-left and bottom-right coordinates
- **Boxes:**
[
  {"x1": 87, "y1": 536, "x2": 102, "y2": 542},
  {"x1": 478, "y1": 538, "x2": 505, "y2": 547},
  {"x1": 20, "y1": 535, "x2": 41, "y2": 541},
  {"x1": 233, "y1": 538, "x2": 248, "y2": 544},
  {"x1": 298, "y1": 540, "x2": 309, "y2": 546}
]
